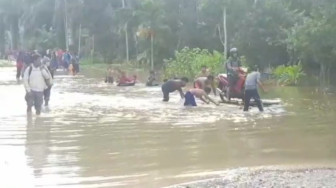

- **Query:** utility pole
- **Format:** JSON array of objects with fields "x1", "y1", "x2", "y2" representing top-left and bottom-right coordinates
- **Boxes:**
[
  {"x1": 91, "y1": 35, "x2": 94, "y2": 64},
  {"x1": 64, "y1": 0, "x2": 69, "y2": 51},
  {"x1": 78, "y1": 24, "x2": 81, "y2": 56},
  {"x1": 223, "y1": 7, "x2": 227, "y2": 58},
  {"x1": 151, "y1": 32, "x2": 154, "y2": 70},
  {"x1": 122, "y1": 0, "x2": 129, "y2": 63},
  {"x1": 125, "y1": 23, "x2": 129, "y2": 62}
]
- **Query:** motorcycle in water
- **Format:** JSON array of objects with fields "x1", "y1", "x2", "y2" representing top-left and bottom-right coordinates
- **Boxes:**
[{"x1": 217, "y1": 68, "x2": 247, "y2": 102}]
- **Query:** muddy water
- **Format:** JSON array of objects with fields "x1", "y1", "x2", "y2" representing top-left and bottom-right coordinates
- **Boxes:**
[{"x1": 0, "y1": 67, "x2": 336, "y2": 188}]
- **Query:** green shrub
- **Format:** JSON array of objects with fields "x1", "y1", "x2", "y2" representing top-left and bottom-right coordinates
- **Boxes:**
[
  {"x1": 164, "y1": 47, "x2": 225, "y2": 79},
  {"x1": 80, "y1": 57, "x2": 105, "y2": 65},
  {"x1": 273, "y1": 63, "x2": 305, "y2": 85}
]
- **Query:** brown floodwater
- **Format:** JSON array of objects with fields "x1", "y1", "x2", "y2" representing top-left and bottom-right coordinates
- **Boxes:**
[{"x1": 0, "y1": 67, "x2": 336, "y2": 188}]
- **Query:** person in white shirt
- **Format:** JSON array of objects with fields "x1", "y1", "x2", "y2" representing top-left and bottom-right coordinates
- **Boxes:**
[{"x1": 23, "y1": 54, "x2": 52, "y2": 115}]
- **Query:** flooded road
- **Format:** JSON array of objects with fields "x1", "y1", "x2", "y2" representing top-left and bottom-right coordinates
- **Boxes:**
[{"x1": 1, "y1": 67, "x2": 336, "y2": 187}]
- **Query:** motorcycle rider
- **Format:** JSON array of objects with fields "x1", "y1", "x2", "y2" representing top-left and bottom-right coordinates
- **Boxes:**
[
  {"x1": 226, "y1": 48, "x2": 242, "y2": 86},
  {"x1": 225, "y1": 48, "x2": 242, "y2": 97}
]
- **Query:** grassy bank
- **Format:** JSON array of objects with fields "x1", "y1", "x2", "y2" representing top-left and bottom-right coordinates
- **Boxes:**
[{"x1": 0, "y1": 60, "x2": 15, "y2": 67}]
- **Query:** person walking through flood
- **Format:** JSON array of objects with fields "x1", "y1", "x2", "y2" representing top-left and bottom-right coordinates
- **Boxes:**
[
  {"x1": 22, "y1": 51, "x2": 34, "y2": 77},
  {"x1": 41, "y1": 55, "x2": 54, "y2": 107},
  {"x1": 161, "y1": 77, "x2": 189, "y2": 102},
  {"x1": 16, "y1": 51, "x2": 25, "y2": 81},
  {"x1": 50, "y1": 52, "x2": 58, "y2": 78},
  {"x1": 146, "y1": 70, "x2": 159, "y2": 86},
  {"x1": 62, "y1": 50, "x2": 71, "y2": 71},
  {"x1": 69, "y1": 57, "x2": 79, "y2": 76},
  {"x1": 105, "y1": 67, "x2": 114, "y2": 84},
  {"x1": 184, "y1": 88, "x2": 219, "y2": 106},
  {"x1": 194, "y1": 75, "x2": 217, "y2": 96},
  {"x1": 243, "y1": 65, "x2": 266, "y2": 112},
  {"x1": 116, "y1": 69, "x2": 137, "y2": 86},
  {"x1": 72, "y1": 53, "x2": 80, "y2": 75},
  {"x1": 23, "y1": 54, "x2": 53, "y2": 115},
  {"x1": 197, "y1": 65, "x2": 210, "y2": 78}
]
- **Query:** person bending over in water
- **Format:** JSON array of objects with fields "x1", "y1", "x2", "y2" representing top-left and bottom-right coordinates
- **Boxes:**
[
  {"x1": 194, "y1": 75, "x2": 217, "y2": 96},
  {"x1": 117, "y1": 71, "x2": 137, "y2": 86},
  {"x1": 184, "y1": 87, "x2": 219, "y2": 106},
  {"x1": 161, "y1": 77, "x2": 189, "y2": 102},
  {"x1": 119, "y1": 71, "x2": 136, "y2": 83}
]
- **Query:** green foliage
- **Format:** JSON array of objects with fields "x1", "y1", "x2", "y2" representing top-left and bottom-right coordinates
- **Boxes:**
[
  {"x1": 164, "y1": 47, "x2": 224, "y2": 79},
  {"x1": 0, "y1": 59, "x2": 14, "y2": 67},
  {"x1": 80, "y1": 57, "x2": 105, "y2": 65},
  {"x1": 26, "y1": 28, "x2": 57, "y2": 50},
  {"x1": 273, "y1": 63, "x2": 305, "y2": 85}
]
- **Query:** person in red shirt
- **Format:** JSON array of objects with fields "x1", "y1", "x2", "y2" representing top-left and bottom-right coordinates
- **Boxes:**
[
  {"x1": 16, "y1": 51, "x2": 25, "y2": 81},
  {"x1": 117, "y1": 70, "x2": 137, "y2": 86}
]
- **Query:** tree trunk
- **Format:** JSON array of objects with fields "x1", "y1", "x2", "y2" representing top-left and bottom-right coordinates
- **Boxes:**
[
  {"x1": 319, "y1": 63, "x2": 327, "y2": 89},
  {"x1": 151, "y1": 33, "x2": 154, "y2": 70},
  {"x1": 125, "y1": 23, "x2": 129, "y2": 62},
  {"x1": 327, "y1": 65, "x2": 330, "y2": 86},
  {"x1": 0, "y1": 17, "x2": 5, "y2": 56},
  {"x1": 64, "y1": 0, "x2": 69, "y2": 50},
  {"x1": 54, "y1": 0, "x2": 66, "y2": 49},
  {"x1": 11, "y1": 15, "x2": 19, "y2": 50},
  {"x1": 78, "y1": 24, "x2": 81, "y2": 55},
  {"x1": 223, "y1": 6, "x2": 227, "y2": 59}
]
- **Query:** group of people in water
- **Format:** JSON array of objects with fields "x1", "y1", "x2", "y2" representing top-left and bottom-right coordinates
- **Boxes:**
[
  {"x1": 14, "y1": 49, "x2": 79, "y2": 115},
  {"x1": 103, "y1": 48, "x2": 266, "y2": 112},
  {"x1": 16, "y1": 46, "x2": 265, "y2": 116},
  {"x1": 159, "y1": 47, "x2": 265, "y2": 111}
]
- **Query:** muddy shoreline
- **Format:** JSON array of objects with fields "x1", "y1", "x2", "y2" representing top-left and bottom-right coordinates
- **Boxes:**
[{"x1": 166, "y1": 167, "x2": 336, "y2": 188}]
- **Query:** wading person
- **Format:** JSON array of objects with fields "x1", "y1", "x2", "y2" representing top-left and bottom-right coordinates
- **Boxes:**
[
  {"x1": 16, "y1": 51, "x2": 25, "y2": 81},
  {"x1": 41, "y1": 55, "x2": 54, "y2": 107},
  {"x1": 184, "y1": 88, "x2": 219, "y2": 106},
  {"x1": 194, "y1": 75, "x2": 217, "y2": 96},
  {"x1": 197, "y1": 65, "x2": 210, "y2": 78},
  {"x1": 117, "y1": 71, "x2": 137, "y2": 86},
  {"x1": 22, "y1": 51, "x2": 34, "y2": 78},
  {"x1": 62, "y1": 50, "x2": 71, "y2": 71},
  {"x1": 24, "y1": 54, "x2": 52, "y2": 115},
  {"x1": 243, "y1": 65, "x2": 266, "y2": 112},
  {"x1": 161, "y1": 77, "x2": 189, "y2": 102},
  {"x1": 105, "y1": 67, "x2": 114, "y2": 84},
  {"x1": 72, "y1": 53, "x2": 80, "y2": 75},
  {"x1": 146, "y1": 70, "x2": 159, "y2": 86},
  {"x1": 50, "y1": 52, "x2": 58, "y2": 78},
  {"x1": 226, "y1": 48, "x2": 242, "y2": 94}
]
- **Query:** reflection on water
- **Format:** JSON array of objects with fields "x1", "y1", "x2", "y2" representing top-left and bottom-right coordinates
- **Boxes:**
[
  {"x1": 25, "y1": 116, "x2": 51, "y2": 178},
  {"x1": 0, "y1": 67, "x2": 336, "y2": 187}
]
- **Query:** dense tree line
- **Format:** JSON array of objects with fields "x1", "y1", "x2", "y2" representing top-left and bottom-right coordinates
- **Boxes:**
[{"x1": 0, "y1": 0, "x2": 335, "y2": 85}]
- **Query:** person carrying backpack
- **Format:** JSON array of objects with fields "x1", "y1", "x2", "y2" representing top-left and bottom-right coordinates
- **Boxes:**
[{"x1": 23, "y1": 54, "x2": 53, "y2": 115}]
